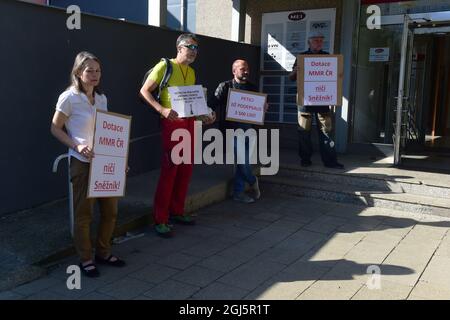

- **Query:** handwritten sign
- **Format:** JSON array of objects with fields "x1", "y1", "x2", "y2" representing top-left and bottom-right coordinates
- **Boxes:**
[
  {"x1": 168, "y1": 85, "x2": 209, "y2": 118},
  {"x1": 87, "y1": 110, "x2": 131, "y2": 198},
  {"x1": 225, "y1": 89, "x2": 267, "y2": 125},
  {"x1": 298, "y1": 54, "x2": 343, "y2": 106}
]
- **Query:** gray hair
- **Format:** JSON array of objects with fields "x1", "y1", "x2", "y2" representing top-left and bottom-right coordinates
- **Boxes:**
[{"x1": 176, "y1": 33, "x2": 199, "y2": 48}]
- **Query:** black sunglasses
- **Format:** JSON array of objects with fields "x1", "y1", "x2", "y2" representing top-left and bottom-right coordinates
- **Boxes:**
[{"x1": 182, "y1": 44, "x2": 199, "y2": 51}]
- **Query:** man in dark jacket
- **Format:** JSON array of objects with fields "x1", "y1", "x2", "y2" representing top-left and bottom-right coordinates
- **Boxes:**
[
  {"x1": 289, "y1": 31, "x2": 344, "y2": 169},
  {"x1": 212, "y1": 59, "x2": 263, "y2": 203}
]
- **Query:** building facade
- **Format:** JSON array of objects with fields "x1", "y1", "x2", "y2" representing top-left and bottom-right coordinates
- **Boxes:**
[
  {"x1": 197, "y1": 0, "x2": 450, "y2": 163},
  {"x1": 46, "y1": 0, "x2": 197, "y2": 32},
  {"x1": 21, "y1": 0, "x2": 450, "y2": 162}
]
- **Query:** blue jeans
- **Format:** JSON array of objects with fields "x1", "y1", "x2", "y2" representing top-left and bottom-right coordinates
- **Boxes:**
[{"x1": 233, "y1": 136, "x2": 256, "y2": 196}]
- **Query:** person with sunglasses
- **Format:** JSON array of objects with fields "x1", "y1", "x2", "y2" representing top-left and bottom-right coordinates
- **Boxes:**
[{"x1": 140, "y1": 33, "x2": 214, "y2": 238}]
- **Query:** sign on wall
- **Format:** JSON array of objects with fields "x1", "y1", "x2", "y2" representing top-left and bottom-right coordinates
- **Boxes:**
[
  {"x1": 298, "y1": 54, "x2": 343, "y2": 106},
  {"x1": 369, "y1": 47, "x2": 390, "y2": 62},
  {"x1": 261, "y1": 8, "x2": 336, "y2": 72},
  {"x1": 260, "y1": 8, "x2": 336, "y2": 123},
  {"x1": 88, "y1": 110, "x2": 132, "y2": 198}
]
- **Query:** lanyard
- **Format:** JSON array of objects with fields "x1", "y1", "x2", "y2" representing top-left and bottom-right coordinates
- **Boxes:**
[{"x1": 178, "y1": 64, "x2": 189, "y2": 85}]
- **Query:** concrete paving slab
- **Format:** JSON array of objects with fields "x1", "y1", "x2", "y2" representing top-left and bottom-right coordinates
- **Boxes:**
[
  {"x1": 155, "y1": 253, "x2": 202, "y2": 270},
  {"x1": 0, "y1": 291, "x2": 25, "y2": 300},
  {"x1": 418, "y1": 255, "x2": 450, "y2": 288},
  {"x1": 192, "y1": 282, "x2": 249, "y2": 300},
  {"x1": 172, "y1": 265, "x2": 224, "y2": 288},
  {"x1": 196, "y1": 254, "x2": 245, "y2": 273},
  {"x1": 25, "y1": 290, "x2": 70, "y2": 300},
  {"x1": 352, "y1": 280, "x2": 412, "y2": 300},
  {"x1": 245, "y1": 273, "x2": 314, "y2": 300},
  {"x1": 297, "y1": 279, "x2": 363, "y2": 300},
  {"x1": 143, "y1": 279, "x2": 200, "y2": 300},
  {"x1": 217, "y1": 259, "x2": 286, "y2": 291},
  {"x1": 13, "y1": 277, "x2": 63, "y2": 296},
  {"x1": 46, "y1": 276, "x2": 108, "y2": 299},
  {"x1": 78, "y1": 291, "x2": 116, "y2": 300},
  {"x1": 409, "y1": 280, "x2": 450, "y2": 300},
  {"x1": 96, "y1": 277, "x2": 154, "y2": 300},
  {"x1": 128, "y1": 263, "x2": 179, "y2": 284}
]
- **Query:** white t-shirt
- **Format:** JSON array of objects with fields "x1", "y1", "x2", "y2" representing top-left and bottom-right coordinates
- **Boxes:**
[{"x1": 55, "y1": 87, "x2": 108, "y2": 163}]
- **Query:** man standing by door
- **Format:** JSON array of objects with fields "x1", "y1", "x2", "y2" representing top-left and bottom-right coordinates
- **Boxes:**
[{"x1": 289, "y1": 31, "x2": 344, "y2": 169}]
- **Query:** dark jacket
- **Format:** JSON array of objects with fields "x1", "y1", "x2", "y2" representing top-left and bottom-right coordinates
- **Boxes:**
[
  {"x1": 293, "y1": 49, "x2": 330, "y2": 114},
  {"x1": 211, "y1": 79, "x2": 258, "y2": 131}
]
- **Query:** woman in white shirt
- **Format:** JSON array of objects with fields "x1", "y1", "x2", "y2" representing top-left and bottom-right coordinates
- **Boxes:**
[{"x1": 50, "y1": 52, "x2": 125, "y2": 278}]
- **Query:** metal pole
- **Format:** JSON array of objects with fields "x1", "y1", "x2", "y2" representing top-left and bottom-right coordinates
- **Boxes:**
[
  {"x1": 394, "y1": 15, "x2": 410, "y2": 166},
  {"x1": 180, "y1": 0, "x2": 187, "y2": 31},
  {"x1": 52, "y1": 153, "x2": 74, "y2": 237}
]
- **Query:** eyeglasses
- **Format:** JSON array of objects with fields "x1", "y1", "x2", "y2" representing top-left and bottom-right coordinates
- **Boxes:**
[{"x1": 182, "y1": 44, "x2": 199, "y2": 51}]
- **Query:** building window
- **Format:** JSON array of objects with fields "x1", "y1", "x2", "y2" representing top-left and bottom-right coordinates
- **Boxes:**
[{"x1": 167, "y1": 0, "x2": 196, "y2": 32}]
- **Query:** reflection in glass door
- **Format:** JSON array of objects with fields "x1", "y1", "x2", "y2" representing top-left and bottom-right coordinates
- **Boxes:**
[{"x1": 352, "y1": 24, "x2": 404, "y2": 144}]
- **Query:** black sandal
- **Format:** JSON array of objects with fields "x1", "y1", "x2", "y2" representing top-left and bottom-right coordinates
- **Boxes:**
[
  {"x1": 79, "y1": 262, "x2": 100, "y2": 278},
  {"x1": 95, "y1": 254, "x2": 126, "y2": 267}
]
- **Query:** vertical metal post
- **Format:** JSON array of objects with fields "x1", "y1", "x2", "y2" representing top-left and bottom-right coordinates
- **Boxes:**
[
  {"x1": 52, "y1": 154, "x2": 74, "y2": 237},
  {"x1": 68, "y1": 157, "x2": 74, "y2": 237},
  {"x1": 394, "y1": 15, "x2": 410, "y2": 166},
  {"x1": 180, "y1": 0, "x2": 187, "y2": 31}
]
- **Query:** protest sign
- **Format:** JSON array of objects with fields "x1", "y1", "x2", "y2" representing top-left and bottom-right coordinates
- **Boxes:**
[
  {"x1": 87, "y1": 110, "x2": 131, "y2": 198},
  {"x1": 225, "y1": 89, "x2": 267, "y2": 125},
  {"x1": 298, "y1": 54, "x2": 343, "y2": 106},
  {"x1": 168, "y1": 85, "x2": 209, "y2": 117}
]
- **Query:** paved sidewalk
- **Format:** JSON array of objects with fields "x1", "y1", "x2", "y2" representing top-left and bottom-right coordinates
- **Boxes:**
[
  {"x1": 2, "y1": 190, "x2": 450, "y2": 300},
  {"x1": 0, "y1": 163, "x2": 233, "y2": 291}
]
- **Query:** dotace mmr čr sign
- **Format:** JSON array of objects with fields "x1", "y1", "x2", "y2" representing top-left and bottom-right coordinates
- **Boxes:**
[
  {"x1": 87, "y1": 110, "x2": 131, "y2": 198},
  {"x1": 297, "y1": 54, "x2": 343, "y2": 106}
]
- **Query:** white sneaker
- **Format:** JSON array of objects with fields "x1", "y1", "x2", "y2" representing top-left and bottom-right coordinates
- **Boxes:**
[
  {"x1": 233, "y1": 193, "x2": 255, "y2": 203},
  {"x1": 251, "y1": 177, "x2": 261, "y2": 200}
]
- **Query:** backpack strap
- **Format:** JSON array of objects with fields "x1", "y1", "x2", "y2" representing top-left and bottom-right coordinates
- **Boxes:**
[{"x1": 156, "y1": 58, "x2": 173, "y2": 101}]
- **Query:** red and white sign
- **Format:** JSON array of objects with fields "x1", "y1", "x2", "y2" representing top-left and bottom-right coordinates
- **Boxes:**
[
  {"x1": 298, "y1": 54, "x2": 343, "y2": 106},
  {"x1": 226, "y1": 89, "x2": 267, "y2": 125},
  {"x1": 88, "y1": 110, "x2": 131, "y2": 198}
]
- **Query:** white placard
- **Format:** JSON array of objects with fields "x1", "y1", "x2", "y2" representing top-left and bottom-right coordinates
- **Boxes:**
[
  {"x1": 89, "y1": 155, "x2": 127, "y2": 197},
  {"x1": 226, "y1": 89, "x2": 267, "y2": 125},
  {"x1": 304, "y1": 57, "x2": 338, "y2": 82},
  {"x1": 304, "y1": 82, "x2": 337, "y2": 105},
  {"x1": 168, "y1": 85, "x2": 209, "y2": 118},
  {"x1": 88, "y1": 110, "x2": 131, "y2": 198},
  {"x1": 369, "y1": 47, "x2": 390, "y2": 62},
  {"x1": 299, "y1": 55, "x2": 343, "y2": 106}
]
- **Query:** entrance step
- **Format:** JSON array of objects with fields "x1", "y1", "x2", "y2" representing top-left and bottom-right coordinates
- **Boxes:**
[
  {"x1": 261, "y1": 167, "x2": 450, "y2": 218},
  {"x1": 278, "y1": 165, "x2": 450, "y2": 199}
]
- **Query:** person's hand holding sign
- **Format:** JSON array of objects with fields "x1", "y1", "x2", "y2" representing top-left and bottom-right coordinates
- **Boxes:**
[
  {"x1": 161, "y1": 108, "x2": 179, "y2": 121},
  {"x1": 75, "y1": 144, "x2": 95, "y2": 160},
  {"x1": 203, "y1": 111, "x2": 216, "y2": 125}
]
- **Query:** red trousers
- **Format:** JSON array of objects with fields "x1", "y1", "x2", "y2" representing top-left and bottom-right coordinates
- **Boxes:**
[{"x1": 153, "y1": 118, "x2": 195, "y2": 224}]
